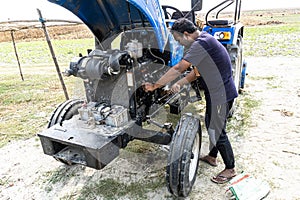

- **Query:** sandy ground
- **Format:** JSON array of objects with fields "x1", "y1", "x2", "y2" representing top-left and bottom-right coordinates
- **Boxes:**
[{"x1": 0, "y1": 56, "x2": 300, "y2": 200}]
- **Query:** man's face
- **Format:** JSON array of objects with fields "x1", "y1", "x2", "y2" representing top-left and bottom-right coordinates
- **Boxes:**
[{"x1": 172, "y1": 32, "x2": 193, "y2": 48}]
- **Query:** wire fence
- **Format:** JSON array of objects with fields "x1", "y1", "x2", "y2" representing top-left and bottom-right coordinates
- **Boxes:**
[
  {"x1": 0, "y1": 19, "x2": 82, "y2": 32},
  {"x1": 0, "y1": 10, "x2": 93, "y2": 100},
  {"x1": 0, "y1": 19, "x2": 93, "y2": 42}
]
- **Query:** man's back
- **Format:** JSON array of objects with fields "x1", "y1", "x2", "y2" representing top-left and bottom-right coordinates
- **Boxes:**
[{"x1": 183, "y1": 31, "x2": 238, "y2": 104}]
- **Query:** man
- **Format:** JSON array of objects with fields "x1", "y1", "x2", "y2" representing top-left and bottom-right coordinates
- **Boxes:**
[{"x1": 144, "y1": 18, "x2": 237, "y2": 184}]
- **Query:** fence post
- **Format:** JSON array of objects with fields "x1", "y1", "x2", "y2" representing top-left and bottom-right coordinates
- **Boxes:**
[
  {"x1": 37, "y1": 8, "x2": 69, "y2": 100},
  {"x1": 10, "y1": 30, "x2": 24, "y2": 81}
]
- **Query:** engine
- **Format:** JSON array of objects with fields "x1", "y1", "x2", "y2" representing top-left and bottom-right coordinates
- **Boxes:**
[
  {"x1": 78, "y1": 102, "x2": 128, "y2": 128},
  {"x1": 64, "y1": 34, "x2": 172, "y2": 127},
  {"x1": 65, "y1": 49, "x2": 129, "y2": 80}
]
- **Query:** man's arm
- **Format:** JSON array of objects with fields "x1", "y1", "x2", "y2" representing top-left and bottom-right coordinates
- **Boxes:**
[
  {"x1": 171, "y1": 69, "x2": 198, "y2": 93},
  {"x1": 144, "y1": 59, "x2": 192, "y2": 92},
  {"x1": 176, "y1": 69, "x2": 198, "y2": 86}
]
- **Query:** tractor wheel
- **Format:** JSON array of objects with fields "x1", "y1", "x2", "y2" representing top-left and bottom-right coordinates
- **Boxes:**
[
  {"x1": 166, "y1": 113, "x2": 202, "y2": 197},
  {"x1": 230, "y1": 36, "x2": 243, "y2": 94},
  {"x1": 228, "y1": 36, "x2": 243, "y2": 117},
  {"x1": 47, "y1": 99, "x2": 83, "y2": 128}
]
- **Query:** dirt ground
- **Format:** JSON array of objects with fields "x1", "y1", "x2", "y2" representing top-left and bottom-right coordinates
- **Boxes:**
[{"x1": 0, "y1": 56, "x2": 299, "y2": 200}]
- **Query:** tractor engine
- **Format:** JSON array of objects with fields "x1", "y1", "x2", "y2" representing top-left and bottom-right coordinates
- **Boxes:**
[
  {"x1": 66, "y1": 49, "x2": 129, "y2": 80},
  {"x1": 78, "y1": 102, "x2": 129, "y2": 128},
  {"x1": 64, "y1": 36, "x2": 170, "y2": 126}
]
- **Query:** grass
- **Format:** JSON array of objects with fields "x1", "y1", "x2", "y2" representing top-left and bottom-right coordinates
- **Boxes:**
[
  {"x1": 0, "y1": 38, "x2": 94, "y2": 66},
  {"x1": 0, "y1": 37, "x2": 93, "y2": 147},
  {"x1": 244, "y1": 24, "x2": 300, "y2": 57},
  {"x1": 41, "y1": 166, "x2": 84, "y2": 193},
  {"x1": 241, "y1": 10, "x2": 300, "y2": 57},
  {"x1": 43, "y1": 167, "x2": 78, "y2": 185},
  {"x1": 0, "y1": 67, "x2": 86, "y2": 147},
  {"x1": 227, "y1": 93, "x2": 261, "y2": 137},
  {"x1": 249, "y1": 75, "x2": 282, "y2": 89},
  {"x1": 125, "y1": 140, "x2": 160, "y2": 154},
  {"x1": 0, "y1": 73, "x2": 61, "y2": 147},
  {"x1": 0, "y1": 176, "x2": 10, "y2": 187},
  {"x1": 249, "y1": 76, "x2": 275, "y2": 81},
  {"x1": 77, "y1": 177, "x2": 165, "y2": 200},
  {"x1": 0, "y1": 37, "x2": 92, "y2": 147}
]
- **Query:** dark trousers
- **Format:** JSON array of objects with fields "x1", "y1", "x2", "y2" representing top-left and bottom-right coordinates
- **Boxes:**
[{"x1": 205, "y1": 100, "x2": 235, "y2": 169}]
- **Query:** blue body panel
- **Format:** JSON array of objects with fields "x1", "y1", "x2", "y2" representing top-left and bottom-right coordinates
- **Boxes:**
[
  {"x1": 202, "y1": 26, "x2": 235, "y2": 45},
  {"x1": 48, "y1": 0, "x2": 183, "y2": 66},
  {"x1": 128, "y1": 0, "x2": 168, "y2": 51},
  {"x1": 168, "y1": 33, "x2": 184, "y2": 66},
  {"x1": 48, "y1": 0, "x2": 167, "y2": 52}
]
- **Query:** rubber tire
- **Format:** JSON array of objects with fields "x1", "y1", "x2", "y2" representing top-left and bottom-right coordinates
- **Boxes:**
[
  {"x1": 166, "y1": 114, "x2": 202, "y2": 197},
  {"x1": 228, "y1": 36, "x2": 243, "y2": 117},
  {"x1": 47, "y1": 99, "x2": 83, "y2": 128},
  {"x1": 230, "y1": 36, "x2": 243, "y2": 93}
]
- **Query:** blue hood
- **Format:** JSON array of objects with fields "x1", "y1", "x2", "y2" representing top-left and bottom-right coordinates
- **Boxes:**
[{"x1": 48, "y1": 0, "x2": 168, "y2": 51}]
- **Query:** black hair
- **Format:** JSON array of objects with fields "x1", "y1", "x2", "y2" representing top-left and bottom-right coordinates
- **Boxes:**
[{"x1": 170, "y1": 18, "x2": 197, "y2": 34}]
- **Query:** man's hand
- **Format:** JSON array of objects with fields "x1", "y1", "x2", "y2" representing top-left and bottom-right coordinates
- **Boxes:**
[
  {"x1": 143, "y1": 82, "x2": 156, "y2": 92},
  {"x1": 171, "y1": 83, "x2": 181, "y2": 93}
]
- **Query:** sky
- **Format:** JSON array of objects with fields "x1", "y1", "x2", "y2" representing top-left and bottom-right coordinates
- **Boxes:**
[{"x1": 0, "y1": 0, "x2": 299, "y2": 22}]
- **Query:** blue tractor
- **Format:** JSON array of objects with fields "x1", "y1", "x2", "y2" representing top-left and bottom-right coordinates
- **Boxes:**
[
  {"x1": 38, "y1": 0, "x2": 244, "y2": 197},
  {"x1": 203, "y1": 0, "x2": 244, "y2": 93}
]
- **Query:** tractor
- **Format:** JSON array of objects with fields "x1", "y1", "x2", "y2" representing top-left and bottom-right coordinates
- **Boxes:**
[{"x1": 38, "y1": 0, "x2": 244, "y2": 197}]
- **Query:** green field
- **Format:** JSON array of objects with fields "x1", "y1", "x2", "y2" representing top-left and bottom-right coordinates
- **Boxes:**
[
  {"x1": 0, "y1": 39, "x2": 94, "y2": 147},
  {"x1": 0, "y1": 38, "x2": 94, "y2": 66},
  {"x1": 244, "y1": 25, "x2": 300, "y2": 57},
  {"x1": 242, "y1": 10, "x2": 300, "y2": 57}
]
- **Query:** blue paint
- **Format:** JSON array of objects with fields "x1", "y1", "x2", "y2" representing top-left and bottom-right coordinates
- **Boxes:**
[
  {"x1": 202, "y1": 26, "x2": 235, "y2": 45},
  {"x1": 48, "y1": 0, "x2": 166, "y2": 51},
  {"x1": 48, "y1": 0, "x2": 183, "y2": 66}
]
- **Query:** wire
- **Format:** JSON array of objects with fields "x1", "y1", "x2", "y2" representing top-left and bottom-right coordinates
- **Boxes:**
[
  {"x1": 148, "y1": 47, "x2": 167, "y2": 78},
  {"x1": 148, "y1": 47, "x2": 166, "y2": 67}
]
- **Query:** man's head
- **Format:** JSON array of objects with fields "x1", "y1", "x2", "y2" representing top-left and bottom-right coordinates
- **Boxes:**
[
  {"x1": 171, "y1": 18, "x2": 199, "y2": 48},
  {"x1": 171, "y1": 18, "x2": 197, "y2": 34}
]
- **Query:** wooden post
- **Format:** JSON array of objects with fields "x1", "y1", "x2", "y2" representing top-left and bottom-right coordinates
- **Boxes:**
[
  {"x1": 37, "y1": 9, "x2": 69, "y2": 100},
  {"x1": 10, "y1": 30, "x2": 24, "y2": 81}
]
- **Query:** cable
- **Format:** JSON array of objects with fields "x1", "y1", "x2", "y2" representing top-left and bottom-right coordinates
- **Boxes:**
[{"x1": 148, "y1": 46, "x2": 166, "y2": 67}]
